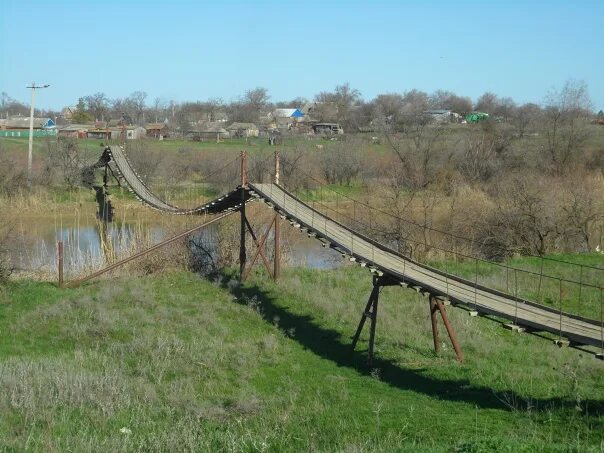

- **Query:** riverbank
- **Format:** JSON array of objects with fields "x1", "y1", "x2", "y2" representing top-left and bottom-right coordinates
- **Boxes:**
[{"x1": 1, "y1": 267, "x2": 602, "y2": 450}]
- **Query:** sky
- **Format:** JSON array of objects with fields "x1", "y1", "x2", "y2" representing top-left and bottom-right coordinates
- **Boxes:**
[{"x1": 1, "y1": 0, "x2": 602, "y2": 111}]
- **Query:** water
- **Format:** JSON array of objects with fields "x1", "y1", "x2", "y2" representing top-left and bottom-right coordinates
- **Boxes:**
[{"x1": 9, "y1": 214, "x2": 342, "y2": 277}]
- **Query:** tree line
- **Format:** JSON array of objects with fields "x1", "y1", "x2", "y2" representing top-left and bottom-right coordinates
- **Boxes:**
[{"x1": 0, "y1": 80, "x2": 597, "y2": 134}]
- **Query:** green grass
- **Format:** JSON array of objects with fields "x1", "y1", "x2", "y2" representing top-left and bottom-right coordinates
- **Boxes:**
[
  {"x1": 294, "y1": 183, "x2": 365, "y2": 202},
  {"x1": 1, "y1": 267, "x2": 603, "y2": 451}
]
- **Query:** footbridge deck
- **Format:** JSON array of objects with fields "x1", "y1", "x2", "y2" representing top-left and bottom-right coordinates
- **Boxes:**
[
  {"x1": 249, "y1": 183, "x2": 603, "y2": 348},
  {"x1": 98, "y1": 145, "x2": 603, "y2": 352},
  {"x1": 107, "y1": 145, "x2": 249, "y2": 214}
]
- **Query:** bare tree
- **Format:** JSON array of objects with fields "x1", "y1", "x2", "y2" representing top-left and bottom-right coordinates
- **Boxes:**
[
  {"x1": 229, "y1": 87, "x2": 271, "y2": 123},
  {"x1": 561, "y1": 174, "x2": 604, "y2": 251},
  {"x1": 319, "y1": 142, "x2": 362, "y2": 185},
  {"x1": 388, "y1": 113, "x2": 446, "y2": 188},
  {"x1": 127, "y1": 91, "x2": 148, "y2": 125},
  {"x1": 83, "y1": 92, "x2": 109, "y2": 122},
  {"x1": 429, "y1": 90, "x2": 473, "y2": 115},
  {"x1": 0, "y1": 92, "x2": 29, "y2": 117},
  {"x1": 380, "y1": 164, "x2": 417, "y2": 256},
  {"x1": 542, "y1": 80, "x2": 593, "y2": 175},
  {"x1": 400, "y1": 89, "x2": 429, "y2": 115},
  {"x1": 151, "y1": 97, "x2": 167, "y2": 123},
  {"x1": 0, "y1": 145, "x2": 26, "y2": 194},
  {"x1": 280, "y1": 145, "x2": 308, "y2": 189},
  {"x1": 488, "y1": 176, "x2": 563, "y2": 255},
  {"x1": 44, "y1": 138, "x2": 85, "y2": 189},
  {"x1": 458, "y1": 132, "x2": 498, "y2": 183},
  {"x1": 371, "y1": 93, "x2": 404, "y2": 131},
  {"x1": 510, "y1": 102, "x2": 541, "y2": 138},
  {"x1": 315, "y1": 83, "x2": 362, "y2": 130}
]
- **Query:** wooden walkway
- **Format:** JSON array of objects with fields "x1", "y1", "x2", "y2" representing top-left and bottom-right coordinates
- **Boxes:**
[
  {"x1": 250, "y1": 183, "x2": 603, "y2": 348},
  {"x1": 108, "y1": 145, "x2": 247, "y2": 214},
  {"x1": 104, "y1": 144, "x2": 603, "y2": 350}
]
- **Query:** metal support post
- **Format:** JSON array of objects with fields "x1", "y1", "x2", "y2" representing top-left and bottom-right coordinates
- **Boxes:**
[
  {"x1": 429, "y1": 296, "x2": 440, "y2": 353},
  {"x1": 274, "y1": 151, "x2": 280, "y2": 279},
  {"x1": 239, "y1": 151, "x2": 247, "y2": 282},
  {"x1": 435, "y1": 299, "x2": 464, "y2": 362},
  {"x1": 351, "y1": 277, "x2": 381, "y2": 364}
]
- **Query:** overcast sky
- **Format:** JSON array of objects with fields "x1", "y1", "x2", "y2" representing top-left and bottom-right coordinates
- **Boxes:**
[{"x1": 1, "y1": 0, "x2": 601, "y2": 110}]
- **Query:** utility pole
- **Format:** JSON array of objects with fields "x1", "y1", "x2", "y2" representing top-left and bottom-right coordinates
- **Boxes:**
[{"x1": 26, "y1": 82, "x2": 50, "y2": 185}]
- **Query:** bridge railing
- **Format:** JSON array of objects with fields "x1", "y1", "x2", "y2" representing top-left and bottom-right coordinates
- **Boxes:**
[{"x1": 272, "y1": 165, "x2": 603, "y2": 324}]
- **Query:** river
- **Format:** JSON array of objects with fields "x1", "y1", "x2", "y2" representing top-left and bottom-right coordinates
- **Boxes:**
[{"x1": 8, "y1": 211, "x2": 343, "y2": 280}]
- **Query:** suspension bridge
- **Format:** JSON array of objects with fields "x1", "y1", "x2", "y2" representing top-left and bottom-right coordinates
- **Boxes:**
[{"x1": 65, "y1": 145, "x2": 604, "y2": 363}]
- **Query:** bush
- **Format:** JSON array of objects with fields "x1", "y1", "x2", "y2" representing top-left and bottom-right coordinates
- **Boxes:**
[
  {"x1": 0, "y1": 151, "x2": 26, "y2": 196},
  {"x1": 0, "y1": 222, "x2": 13, "y2": 285}
]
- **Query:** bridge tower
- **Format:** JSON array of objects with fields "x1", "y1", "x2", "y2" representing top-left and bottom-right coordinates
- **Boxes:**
[{"x1": 238, "y1": 150, "x2": 281, "y2": 282}]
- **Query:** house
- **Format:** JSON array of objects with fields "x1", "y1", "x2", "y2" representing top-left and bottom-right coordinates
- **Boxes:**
[
  {"x1": 226, "y1": 122, "x2": 259, "y2": 138},
  {"x1": 87, "y1": 127, "x2": 113, "y2": 140},
  {"x1": 271, "y1": 108, "x2": 304, "y2": 119},
  {"x1": 268, "y1": 108, "x2": 305, "y2": 130},
  {"x1": 0, "y1": 117, "x2": 57, "y2": 137},
  {"x1": 123, "y1": 126, "x2": 146, "y2": 140},
  {"x1": 86, "y1": 125, "x2": 145, "y2": 140},
  {"x1": 58, "y1": 124, "x2": 91, "y2": 139},
  {"x1": 423, "y1": 109, "x2": 454, "y2": 123},
  {"x1": 106, "y1": 114, "x2": 134, "y2": 127},
  {"x1": 60, "y1": 106, "x2": 77, "y2": 121},
  {"x1": 146, "y1": 123, "x2": 170, "y2": 139},
  {"x1": 312, "y1": 123, "x2": 344, "y2": 135},
  {"x1": 187, "y1": 122, "x2": 230, "y2": 141},
  {"x1": 1, "y1": 117, "x2": 55, "y2": 130}
]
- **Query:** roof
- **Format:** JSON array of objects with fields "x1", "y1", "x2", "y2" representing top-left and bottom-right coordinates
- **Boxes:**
[
  {"x1": 58, "y1": 124, "x2": 92, "y2": 131},
  {"x1": 272, "y1": 108, "x2": 304, "y2": 118},
  {"x1": 3, "y1": 117, "x2": 55, "y2": 129},
  {"x1": 226, "y1": 122, "x2": 258, "y2": 130},
  {"x1": 145, "y1": 123, "x2": 169, "y2": 130},
  {"x1": 423, "y1": 109, "x2": 451, "y2": 115}
]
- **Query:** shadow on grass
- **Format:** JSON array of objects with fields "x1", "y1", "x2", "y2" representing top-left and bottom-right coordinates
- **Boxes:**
[{"x1": 215, "y1": 270, "x2": 604, "y2": 418}]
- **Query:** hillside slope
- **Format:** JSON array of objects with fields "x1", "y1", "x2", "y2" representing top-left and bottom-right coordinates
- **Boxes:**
[{"x1": 0, "y1": 268, "x2": 603, "y2": 451}]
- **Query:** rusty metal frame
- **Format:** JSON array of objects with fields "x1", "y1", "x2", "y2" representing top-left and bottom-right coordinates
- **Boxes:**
[
  {"x1": 429, "y1": 295, "x2": 464, "y2": 362},
  {"x1": 351, "y1": 275, "x2": 396, "y2": 364},
  {"x1": 241, "y1": 214, "x2": 277, "y2": 281}
]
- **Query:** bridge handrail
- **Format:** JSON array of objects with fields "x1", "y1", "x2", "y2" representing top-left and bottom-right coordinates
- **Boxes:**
[
  {"x1": 301, "y1": 193, "x2": 603, "y2": 291},
  {"x1": 289, "y1": 167, "x2": 604, "y2": 273},
  {"x1": 251, "y1": 182, "x2": 603, "y2": 328}
]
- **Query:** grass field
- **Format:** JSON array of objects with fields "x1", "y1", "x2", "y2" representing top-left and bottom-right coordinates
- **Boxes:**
[{"x1": 1, "y1": 266, "x2": 603, "y2": 451}]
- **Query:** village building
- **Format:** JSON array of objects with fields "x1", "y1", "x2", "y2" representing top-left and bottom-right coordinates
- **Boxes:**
[
  {"x1": 106, "y1": 114, "x2": 134, "y2": 128},
  {"x1": 312, "y1": 123, "x2": 344, "y2": 135},
  {"x1": 226, "y1": 122, "x2": 259, "y2": 138},
  {"x1": 0, "y1": 117, "x2": 57, "y2": 137},
  {"x1": 146, "y1": 123, "x2": 170, "y2": 139},
  {"x1": 422, "y1": 109, "x2": 462, "y2": 123},
  {"x1": 267, "y1": 108, "x2": 305, "y2": 130},
  {"x1": 86, "y1": 127, "x2": 113, "y2": 140},
  {"x1": 86, "y1": 125, "x2": 146, "y2": 140},
  {"x1": 58, "y1": 124, "x2": 91, "y2": 139},
  {"x1": 187, "y1": 122, "x2": 230, "y2": 141},
  {"x1": 60, "y1": 106, "x2": 77, "y2": 121},
  {"x1": 123, "y1": 126, "x2": 146, "y2": 139}
]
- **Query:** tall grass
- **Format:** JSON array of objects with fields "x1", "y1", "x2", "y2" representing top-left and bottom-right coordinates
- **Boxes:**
[{"x1": 0, "y1": 268, "x2": 602, "y2": 450}]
